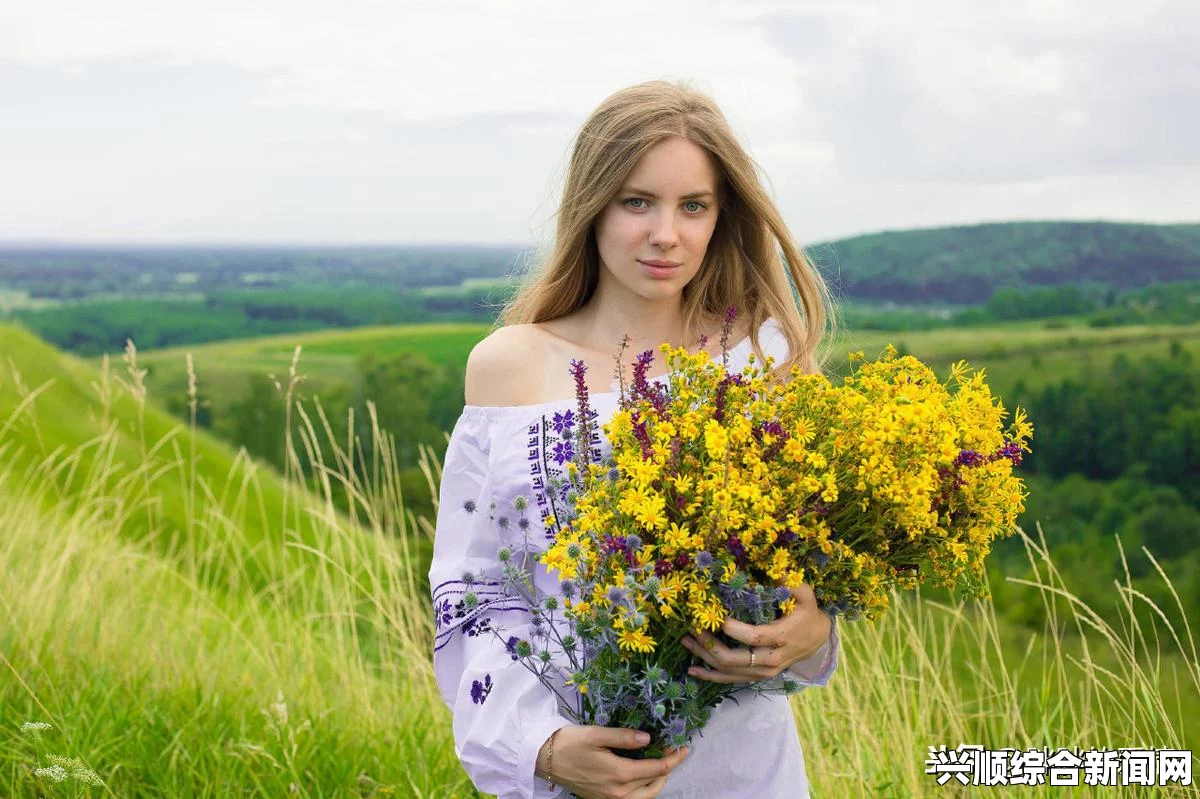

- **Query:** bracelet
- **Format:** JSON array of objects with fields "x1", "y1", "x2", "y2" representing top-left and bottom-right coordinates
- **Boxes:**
[{"x1": 541, "y1": 727, "x2": 561, "y2": 789}]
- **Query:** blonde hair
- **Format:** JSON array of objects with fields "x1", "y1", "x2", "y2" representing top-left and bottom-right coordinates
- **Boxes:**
[{"x1": 498, "y1": 79, "x2": 838, "y2": 378}]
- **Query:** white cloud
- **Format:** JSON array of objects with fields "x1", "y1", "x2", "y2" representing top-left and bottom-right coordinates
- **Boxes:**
[{"x1": 0, "y1": 1, "x2": 803, "y2": 126}]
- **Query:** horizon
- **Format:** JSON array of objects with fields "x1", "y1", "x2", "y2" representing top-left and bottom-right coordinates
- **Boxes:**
[{"x1": 2, "y1": 216, "x2": 1197, "y2": 252}]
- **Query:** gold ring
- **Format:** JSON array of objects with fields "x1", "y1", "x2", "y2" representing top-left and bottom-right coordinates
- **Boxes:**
[{"x1": 748, "y1": 647, "x2": 755, "y2": 667}]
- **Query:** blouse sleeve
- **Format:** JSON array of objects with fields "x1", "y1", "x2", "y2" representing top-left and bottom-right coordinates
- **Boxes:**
[
  {"x1": 785, "y1": 613, "x2": 840, "y2": 686},
  {"x1": 429, "y1": 409, "x2": 573, "y2": 799}
]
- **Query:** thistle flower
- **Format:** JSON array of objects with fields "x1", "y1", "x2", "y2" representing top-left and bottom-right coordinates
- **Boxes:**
[
  {"x1": 666, "y1": 715, "x2": 687, "y2": 740},
  {"x1": 606, "y1": 586, "x2": 632, "y2": 610}
]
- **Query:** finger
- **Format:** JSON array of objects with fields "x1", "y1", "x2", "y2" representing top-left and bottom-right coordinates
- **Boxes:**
[
  {"x1": 594, "y1": 726, "x2": 651, "y2": 751},
  {"x1": 615, "y1": 744, "x2": 690, "y2": 785},
  {"x1": 627, "y1": 771, "x2": 671, "y2": 799},
  {"x1": 687, "y1": 663, "x2": 755, "y2": 683},
  {"x1": 684, "y1": 629, "x2": 737, "y2": 666},
  {"x1": 719, "y1": 616, "x2": 781, "y2": 648}
]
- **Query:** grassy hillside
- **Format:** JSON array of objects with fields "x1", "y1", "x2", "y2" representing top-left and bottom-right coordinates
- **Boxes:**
[
  {"x1": 0, "y1": 322, "x2": 433, "y2": 602},
  {"x1": 811, "y1": 220, "x2": 1200, "y2": 303},
  {"x1": 2, "y1": 323, "x2": 1197, "y2": 795}
]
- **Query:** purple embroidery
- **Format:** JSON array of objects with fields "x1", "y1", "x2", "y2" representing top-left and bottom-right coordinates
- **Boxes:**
[
  {"x1": 551, "y1": 409, "x2": 575, "y2": 435},
  {"x1": 471, "y1": 674, "x2": 493, "y2": 704},
  {"x1": 551, "y1": 439, "x2": 574, "y2": 465},
  {"x1": 505, "y1": 635, "x2": 521, "y2": 661},
  {"x1": 432, "y1": 577, "x2": 528, "y2": 652},
  {"x1": 435, "y1": 597, "x2": 455, "y2": 628},
  {"x1": 462, "y1": 615, "x2": 494, "y2": 637},
  {"x1": 528, "y1": 406, "x2": 603, "y2": 542}
]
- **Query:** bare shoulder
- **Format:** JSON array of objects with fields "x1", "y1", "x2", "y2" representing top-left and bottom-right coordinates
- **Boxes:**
[{"x1": 465, "y1": 324, "x2": 545, "y2": 407}]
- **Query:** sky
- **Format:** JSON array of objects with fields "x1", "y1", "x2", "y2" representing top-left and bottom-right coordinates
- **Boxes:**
[{"x1": 1, "y1": 0, "x2": 1197, "y2": 246}]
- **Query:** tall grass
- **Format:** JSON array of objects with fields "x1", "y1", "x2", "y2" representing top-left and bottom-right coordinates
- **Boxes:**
[{"x1": 0, "y1": 340, "x2": 1196, "y2": 797}]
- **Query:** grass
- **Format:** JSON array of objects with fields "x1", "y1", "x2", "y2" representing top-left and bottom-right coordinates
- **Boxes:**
[{"x1": 2, "y1": 323, "x2": 1197, "y2": 796}]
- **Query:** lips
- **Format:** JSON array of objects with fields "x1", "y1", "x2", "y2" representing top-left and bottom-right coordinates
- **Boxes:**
[{"x1": 639, "y1": 259, "x2": 681, "y2": 268}]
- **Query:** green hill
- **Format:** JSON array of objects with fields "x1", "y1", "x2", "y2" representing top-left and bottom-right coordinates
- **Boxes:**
[
  {"x1": 0, "y1": 322, "x2": 431, "y2": 601},
  {"x1": 0, "y1": 321, "x2": 465, "y2": 795},
  {"x1": 810, "y1": 220, "x2": 1200, "y2": 303}
]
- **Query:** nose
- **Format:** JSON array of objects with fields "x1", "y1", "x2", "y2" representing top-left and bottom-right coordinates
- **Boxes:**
[{"x1": 647, "y1": 208, "x2": 679, "y2": 249}]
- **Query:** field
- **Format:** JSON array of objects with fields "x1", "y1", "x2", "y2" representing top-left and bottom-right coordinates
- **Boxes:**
[{"x1": 124, "y1": 318, "x2": 1200, "y2": 417}]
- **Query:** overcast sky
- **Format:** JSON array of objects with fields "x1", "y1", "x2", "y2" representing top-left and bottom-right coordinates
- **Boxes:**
[{"x1": 2, "y1": 0, "x2": 1197, "y2": 246}]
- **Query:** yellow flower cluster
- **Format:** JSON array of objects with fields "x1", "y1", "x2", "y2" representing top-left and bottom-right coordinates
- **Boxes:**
[{"x1": 539, "y1": 340, "x2": 1031, "y2": 665}]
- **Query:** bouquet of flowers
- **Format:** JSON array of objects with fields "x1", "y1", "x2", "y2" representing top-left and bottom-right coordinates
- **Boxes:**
[{"x1": 480, "y1": 308, "x2": 1032, "y2": 761}]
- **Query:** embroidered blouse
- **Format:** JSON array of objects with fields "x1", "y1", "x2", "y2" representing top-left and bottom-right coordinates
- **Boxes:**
[{"x1": 430, "y1": 317, "x2": 840, "y2": 799}]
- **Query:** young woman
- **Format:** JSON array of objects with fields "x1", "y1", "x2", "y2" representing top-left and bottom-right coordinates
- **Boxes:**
[{"x1": 430, "y1": 80, "x2": 841, "y2": 799}]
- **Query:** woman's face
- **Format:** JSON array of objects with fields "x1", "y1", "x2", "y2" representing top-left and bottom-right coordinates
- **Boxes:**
[{"x1": 593, "y1": 135, "x2": 720, "y2": 303}]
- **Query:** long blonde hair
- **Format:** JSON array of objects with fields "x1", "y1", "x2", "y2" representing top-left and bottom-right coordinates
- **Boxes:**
[{"x1": 498, "y1": 79, "x2": 838, "y2": 377}]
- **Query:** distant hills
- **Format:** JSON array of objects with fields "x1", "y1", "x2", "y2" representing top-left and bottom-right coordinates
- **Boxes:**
[
  {"x1": 2, "y1": 221, "x2": 1198, "y2": 313},
  {"x1": 808, "y1": 221, "x2": 1200, "y2": 304}
]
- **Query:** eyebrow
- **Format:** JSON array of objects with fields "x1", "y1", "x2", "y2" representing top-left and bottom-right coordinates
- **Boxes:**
[{"x1": 621, "y1": 186, "x2": 715, "y2": 200}]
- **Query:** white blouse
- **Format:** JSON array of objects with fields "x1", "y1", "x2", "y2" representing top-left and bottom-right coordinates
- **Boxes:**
[{"x1": 429, "y1": 318, "x2": 840, "y2": 799}]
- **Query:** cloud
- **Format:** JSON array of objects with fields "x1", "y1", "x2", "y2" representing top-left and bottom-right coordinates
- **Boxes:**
[
  {"x1": 0, "y1": 1, "x2": 803, "y2": 126},
  {"x1": 757, "y1": 0, "x2": 1200, "y2": 183}
]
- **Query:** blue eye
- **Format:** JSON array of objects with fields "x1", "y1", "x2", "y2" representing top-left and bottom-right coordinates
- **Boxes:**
[
  {"x1": 684, "y1": 201, "x2": 706, "y2": 213},
  {"x1": 624, "y1": 198, "x2": 647, "y2": 209}
]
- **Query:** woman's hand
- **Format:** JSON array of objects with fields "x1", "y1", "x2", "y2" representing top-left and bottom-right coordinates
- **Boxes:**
[
  {"x1": 681, "y1": 584, "x2": 832, "y2": 684},
  {"x1": 539, "y1": 725, "x2": 689, "y2": 799}
]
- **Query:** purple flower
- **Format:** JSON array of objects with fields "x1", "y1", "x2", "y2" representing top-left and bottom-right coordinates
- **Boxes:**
[
  {"x1": 504, "y1": 636, "x2": 521, "y2": 661},
  {"x1": 606, "y1": 586, "x2": 632, "y2": 610},
  {"x1": 726, "y1": 535, "x2": 747, "y2": 566},
  {"x1": 631, "y1": 350, "x2": 656, "y2": 401},
  {"x1": 955, "y1": 449, "x2": 985, "y2": 468},
  {"x1": 666, "y1": 716, "x2": 687, "y2": 739},
  {"x1": 695, "y1": 551, "x2": 714, "y2": 570},
  {"x1": 720, "y1": 305, "x2": 738, "y2": 355},
  {"x1": 993, "y1": 439, "x2": 1024, "y2": 466},
  {"x1": 631, "y1": 413, "x2": 653, "y2": 460}
]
